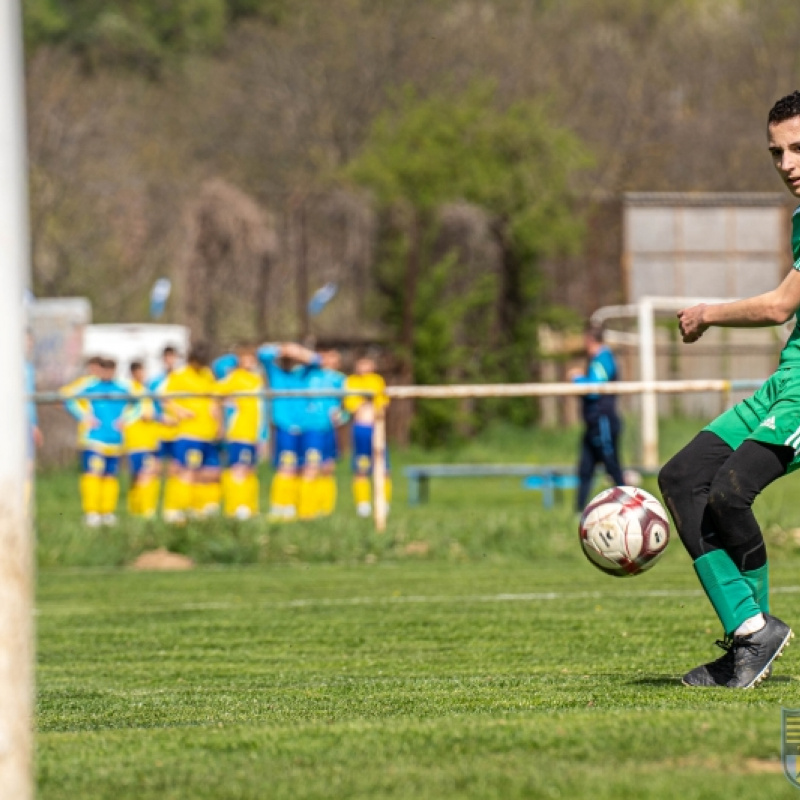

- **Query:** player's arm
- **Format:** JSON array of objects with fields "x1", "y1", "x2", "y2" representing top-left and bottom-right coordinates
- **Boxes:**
[
  {"x1": 118, "y1": 397, "x2": 143, "y2": 429},
  {"x1": 60, "y1": 376, "x2": 92, "y2": 421},
  {"x1": 283, "y1": 342, "x2": 321, "y2": 367},
  {"x1": 679, "y1": 269, "x2": 800, "y2": 343},
  {"x1": 158, "y1": 374, "x2": 193, "y2": 420}
]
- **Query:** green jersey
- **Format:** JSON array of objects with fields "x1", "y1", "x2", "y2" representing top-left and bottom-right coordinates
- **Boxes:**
[{"x1": 778, "y1": 206, "x2": 800, "y2": 367}]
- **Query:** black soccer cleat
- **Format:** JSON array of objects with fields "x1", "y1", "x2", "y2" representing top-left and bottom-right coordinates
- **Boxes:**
[
  {"x1": 725, "y1": 614, "x2": 793, "y2": 689},
  {"x1": 682, "y1": 636, "x2": 737, "y2": 687},
  {"x1": 682, "y1": 636, "x2": 775, "y2": 687}
]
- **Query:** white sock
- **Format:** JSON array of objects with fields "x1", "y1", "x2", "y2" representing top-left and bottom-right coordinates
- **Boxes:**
[{"x1": 735, "y1": 613, "x2": 766, "y2": 637}]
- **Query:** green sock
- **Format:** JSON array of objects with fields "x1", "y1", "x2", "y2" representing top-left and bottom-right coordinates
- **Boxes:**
[
  {"x1": 694, "y1": 550, "x2": 762, "y2": 636},
  {"x1": 742, "y1": 562, "x2": 770, "y2": 615}
]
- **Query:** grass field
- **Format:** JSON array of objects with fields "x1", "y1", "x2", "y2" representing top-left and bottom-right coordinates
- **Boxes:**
[{"x1": 35, "y1": 419, "x2": 800, "y2": 798}]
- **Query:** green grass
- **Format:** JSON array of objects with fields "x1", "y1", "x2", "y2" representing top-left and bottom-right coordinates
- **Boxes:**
[{"x1": 35, "y1": 418, "x2": 800, "y2": 798}]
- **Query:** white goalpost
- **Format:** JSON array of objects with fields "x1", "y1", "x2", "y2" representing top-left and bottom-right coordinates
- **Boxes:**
[
  {"x1": 0, "y1": 1, "x2": 34, "y2": 797},
  {"x1": 592, "y1": 296, "x2": 744, "y2": 469}
]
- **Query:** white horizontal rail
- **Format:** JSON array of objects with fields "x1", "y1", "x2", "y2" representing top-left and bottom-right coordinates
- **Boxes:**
[{"x1": 29, "y1": 378, "x2": 764, "y2": 404}]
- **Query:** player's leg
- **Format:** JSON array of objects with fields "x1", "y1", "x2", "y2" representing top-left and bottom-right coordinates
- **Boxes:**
[
  {"x1": 269, "y1": 428, "x2": 299, "y2": 520},
  {"x1": 576, "y1": 426, "x2": 599, "y2": 511},
  {"x1": 318, "y1": 428, "x2": 338, "y2": 517},
  {"x1": 196, "y1": 442, "x2": 221, "y2": 517},
  {"x1": 658, "y1": 431, "x2": 732, "y2": 560},
  {"x1": 700, "y1": 440, "x2": 794, "y2": 688},
  {"x1": 660, "y1": 373, "x2": 791, "y2": 687},
  {"x1": 137, "y1": 452, "x2": 160, "y2": 518},
  {"x1": 298, "y1": 432, "x2": 323, "y2": 520},
  {"x1": 225, "y1": 443, "x2": 255, "y2": 519},
  {"x1": 352, "y1": 424, "x2": 373, "y2": 517},
  {"x1": 659, "y1": 431, "x2": 744, "y2": 686},
  {"x1": 80, "y1": 449, "x2": 104, "y2": 527},
  {"x1": 99, "y1": 455, "x2": 120, "y2": 525},
  {"x1": 127, "y1": 452, "x2": 142, "y2": 515},
  {"x1": 597, "y1": 413, "x2": 625, "y2": 487},
  {"x1": 161, "y1": 440, "x2": 185, "y2": 523},
  {"x1": 167, "y1": 438, "x2": 196, "y2": 523}
]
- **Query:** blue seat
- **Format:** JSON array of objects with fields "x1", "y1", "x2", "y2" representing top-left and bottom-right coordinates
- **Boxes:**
[{"x1": 522, "y1": 473, "x2": 579, "y2": 508}]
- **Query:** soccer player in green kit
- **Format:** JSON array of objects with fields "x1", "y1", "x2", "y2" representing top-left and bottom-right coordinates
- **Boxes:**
[{"x1": 658, "y1": 91, "x2": 800, "y2": 688}]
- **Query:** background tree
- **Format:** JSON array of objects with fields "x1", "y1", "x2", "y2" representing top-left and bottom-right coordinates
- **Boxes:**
[{"x1": 346, "y1": 83, "x2": 590, "y2": 443}]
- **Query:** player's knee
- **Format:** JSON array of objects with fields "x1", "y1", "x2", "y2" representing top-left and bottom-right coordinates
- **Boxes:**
[
  {"x1": 708, "y1": 468, "x2": 749, "y2": 515},
  {"x1": 657, "y1": 453, "x2": 688, "y2": 499}
]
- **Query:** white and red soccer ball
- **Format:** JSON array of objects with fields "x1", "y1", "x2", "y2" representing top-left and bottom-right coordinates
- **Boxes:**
[{"x1": 579, "y1": 486, "x2": 670, "y2": 577}]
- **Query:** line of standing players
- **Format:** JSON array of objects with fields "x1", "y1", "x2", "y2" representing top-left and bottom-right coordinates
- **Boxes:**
[{"x1": 59, "y1": 341, "x2": 391, "y2": 526}]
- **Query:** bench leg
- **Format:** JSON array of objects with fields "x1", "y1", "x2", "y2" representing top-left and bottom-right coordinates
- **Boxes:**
[
  {"x1": 543, "y1": 479, "x2": 554, "y2": 510},
  {"x1": 419, "y1": 475, "x2": 430, "y2": 504},
  {"x1": 408, "y1": 477, "x2": 420, "y2": 506}
]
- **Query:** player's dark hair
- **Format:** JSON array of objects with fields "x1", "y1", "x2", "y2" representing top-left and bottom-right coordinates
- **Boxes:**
[
  {"x1": 130, "y1": 360, "x2": 143, "y2": 374},
  {"x1": 768, "y1": 91, "x2": 800, "y2": 126},
  {"x1": 162, "y1": 345, "x2": 177, "y2": 357},
  {"x1": 100, "y1": 357, "x2": 117, "y2": 369},
  {"x1": 235, "y1": 341, "x2": 256, "y2": 357},
  {"x1": 585, "y1": 322, "x2": 604, "y2": 343},
  {"x1": 188, "y1": 341, "x2": 211, "y2": 367},
  {"x1": 86, "y1": 355, "x2": 103, "y2": 367}
]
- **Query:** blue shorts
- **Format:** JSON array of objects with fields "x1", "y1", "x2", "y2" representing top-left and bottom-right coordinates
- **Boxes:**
[
  {"x1": 302, "y1": 428, "x2": 338, "y2": 467},
  {"x1": 158, "y1": 440, "x2": 177, "y2": 460},
  {"x1": 226, "y1": 442, "x2": 257, "y2": 468},
  {"x1": 129, "y1": 450, "x2": 158, "y2": 478},
  {"x1": 273, "y1": 428, "x2": 303, "y2": 470},
  {"x1": 174, "y1": 438, "x2": 221, "y2": 470},
  {"x1": 351, "y1": 424, "x2": 389, "y2": 475},
  {"x1": 81, "y1": 450, "x2": 120, "y2": 477}
]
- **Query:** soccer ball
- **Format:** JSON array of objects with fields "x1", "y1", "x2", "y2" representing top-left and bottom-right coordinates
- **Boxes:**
[{"x1": 578, "y1": 486, "x2": 670, "y2": 577}]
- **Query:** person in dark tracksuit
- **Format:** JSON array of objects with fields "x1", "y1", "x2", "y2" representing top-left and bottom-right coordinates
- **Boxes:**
[{"x1": 569, "y1": 323, "x2": 625, "y2": 511}]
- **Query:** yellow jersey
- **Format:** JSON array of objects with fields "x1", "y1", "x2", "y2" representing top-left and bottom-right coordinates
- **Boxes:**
[
  {"x1": 161, "y1": 365, "x2": 219, "y2": 442},
  {"x1": 216, "y1": 368, "x2": 264, "y2": 445},
  {"x1": 123, "y1": 379, "x2": 161, "y2": 453},
  {"x1": 344, "y1": 373, "x2": 389, "y2": 415}
]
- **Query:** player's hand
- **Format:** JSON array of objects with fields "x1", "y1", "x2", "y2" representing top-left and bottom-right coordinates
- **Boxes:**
[
  {"x1": 566, "y1": 367, "x2": 584, "y2": 381},
  {"x1": 86, "y1": 415, "x2": 100, "y2": 429},
  {"x1": 32, "y1": 426, "x2": 43, "y2": 448},
  {"x1": 282, "y1": 342, "x2": 301, "y2": 360},
  {"x1": 677, "y1": 304, "x2": 710, "y2": 343}
]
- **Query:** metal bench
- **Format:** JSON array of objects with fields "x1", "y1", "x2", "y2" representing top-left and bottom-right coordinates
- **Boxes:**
[{"x1": 403, "y1": 464, "x2": 578, "y2": 508}]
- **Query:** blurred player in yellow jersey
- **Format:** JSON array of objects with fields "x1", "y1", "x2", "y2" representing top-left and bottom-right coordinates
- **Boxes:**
[
  {"x1": 148, "y1": 345, "x2": 180, "y2": 519},
  {"x1": 216, "y1": 343, "x2": 265, "y2": 519},
  {"x1": 124, "y1": 360, "x2": 161, "y2": 518},
  {"x1": 160, "y1": 342, "x2": 222, "y2": 523},
  {"x1": 344, "y1": 354, "x2": 390, "y2": 518}
]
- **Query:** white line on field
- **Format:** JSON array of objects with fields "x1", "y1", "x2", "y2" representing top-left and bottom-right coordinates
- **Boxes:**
[
  {"x1": 36, "y1": 585, "x2": 800, "y2": 616},
  {"x1": 178, "y1": 584, "x2": 800, "y2": 612}
]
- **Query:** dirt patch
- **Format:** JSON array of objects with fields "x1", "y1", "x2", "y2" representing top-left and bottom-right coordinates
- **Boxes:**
[
  {"x1": 130, "y1": 548, "x2": 195, "y2": 571},
  {"x1": 741, "y1": 758, "x2": 784, "y2": 774},
  {"x1": 403, "y1": 540, "x2": 430, "y2": 557}
]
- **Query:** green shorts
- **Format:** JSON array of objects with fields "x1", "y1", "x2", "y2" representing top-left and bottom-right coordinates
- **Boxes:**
[{"x1": 705, "y1": 366, "x2": 800, "y2": 473}]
